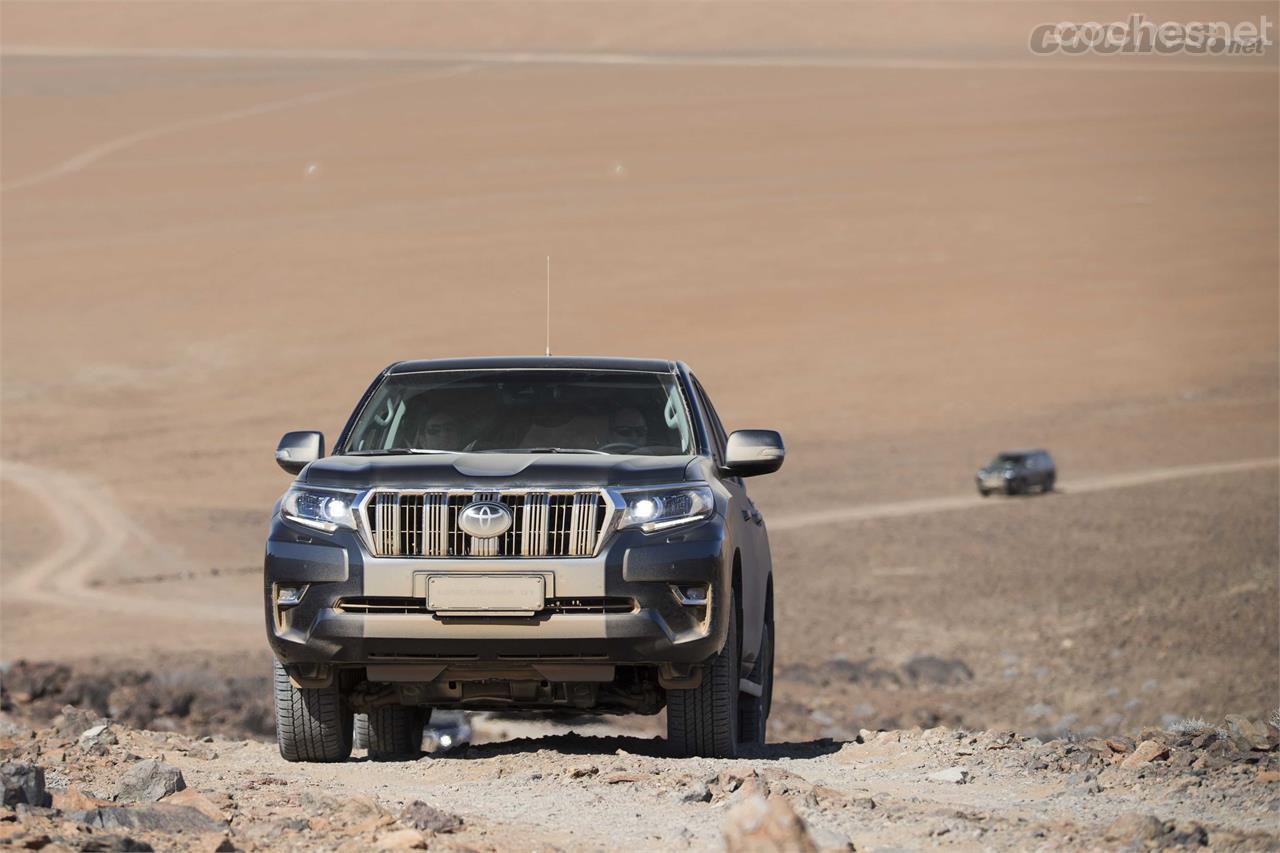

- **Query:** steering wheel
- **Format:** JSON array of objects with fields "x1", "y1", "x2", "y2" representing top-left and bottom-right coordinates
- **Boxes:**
[{"x1": 598, "y1": 442, "x2": 638, "y2": 454}]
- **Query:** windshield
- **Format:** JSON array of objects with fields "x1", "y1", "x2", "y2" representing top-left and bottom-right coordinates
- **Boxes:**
[
  {"x1": 993, "y1": 454, "x2": 1026, "y2": 467},
  {"x1": 341, "y1": 369, "x2": 694, "y2": 456}
]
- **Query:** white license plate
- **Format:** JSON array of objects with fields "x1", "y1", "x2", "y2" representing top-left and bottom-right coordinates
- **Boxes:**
[{"x1": 426, "y1": 575, "x2": 545, "y2": 613}]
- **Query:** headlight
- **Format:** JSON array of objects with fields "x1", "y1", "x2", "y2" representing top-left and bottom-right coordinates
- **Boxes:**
[
  {"x1": 281, "y1": 486, "x2": 358, "y2": 532},
  {"x1": 613, "y1": 484, "x2": 715, "y2": 532}
]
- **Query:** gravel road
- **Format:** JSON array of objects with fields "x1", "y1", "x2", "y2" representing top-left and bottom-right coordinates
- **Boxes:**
[{"x1": 3, "y1": 708, "x2": 1278, "y2": 851}]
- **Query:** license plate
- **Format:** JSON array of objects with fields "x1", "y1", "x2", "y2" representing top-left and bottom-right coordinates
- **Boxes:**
[{"x1": 426, "y1": 575, "x2": 545, "y2": 613}]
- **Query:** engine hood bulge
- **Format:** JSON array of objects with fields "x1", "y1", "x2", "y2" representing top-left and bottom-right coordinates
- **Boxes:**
[{"x1": 300, "y1": 453, "x2": 704, "y2": 490}]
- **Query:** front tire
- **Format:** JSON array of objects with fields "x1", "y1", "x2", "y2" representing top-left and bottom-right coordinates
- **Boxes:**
[
  {"x1": 666, "y1": 592, "x2": 741, "y2": 758},
  {"x1": 273, "y1": 660, "x2": 353, "y2": 763},
  {"x1": 366, "y1": 705, "x2": 425, "y2": 760},
  {"x1": 739, "y1": 618, "x2": 773, "y2": 748}
]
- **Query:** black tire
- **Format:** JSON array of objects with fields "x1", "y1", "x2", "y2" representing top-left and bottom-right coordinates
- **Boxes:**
[
  {"x1": 1043, "y1": 474, "x2": 1056, "y2": 492},
  {"x1": 1004, "y1": 479, "x2": 1020, "y2": 496},
  {"x1": 978, "y1": 487, "x2": 990, "y2": 498},
  {"x1": 739, "y1": 618, "x2": 773, "y2": 748},
  {"x1": 353, "y1": 714, "x2": 369, "y2": 750},
  {"x1": 666, "y1": 591, "x2": 740, "y2": 758},
  {"x1": 366, "y1": 705, "x2": 425, "y2": 760},
  {"x1": 273, "y1": 660, "x2": 353, "y2": 763}
]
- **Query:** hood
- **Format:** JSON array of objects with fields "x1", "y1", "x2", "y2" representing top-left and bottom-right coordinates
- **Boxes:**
[{"x1": 300, "y1": 452, "x2": 701, "y2": 490}]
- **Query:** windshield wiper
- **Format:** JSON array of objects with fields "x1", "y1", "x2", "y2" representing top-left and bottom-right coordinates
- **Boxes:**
[
  {"x1": 475, "y1": 447, "x2": 609, "y2": 455},
  {"x1": 343, "y1": 448, "x2": 453, "y2": 456}
]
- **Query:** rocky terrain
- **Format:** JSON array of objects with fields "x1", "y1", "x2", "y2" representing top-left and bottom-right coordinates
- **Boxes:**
[{"x1": 1, "y1": 700, "x2": 1278, "y2": 852}]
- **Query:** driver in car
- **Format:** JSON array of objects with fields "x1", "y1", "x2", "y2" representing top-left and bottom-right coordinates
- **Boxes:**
[{"x1": 606, "y1": 408, "x2": 648, "y2": 449}]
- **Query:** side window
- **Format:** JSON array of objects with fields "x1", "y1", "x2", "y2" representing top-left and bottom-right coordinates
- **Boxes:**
[{"x1": 691, "y1": 376, "x2": 728, "y2": 461}]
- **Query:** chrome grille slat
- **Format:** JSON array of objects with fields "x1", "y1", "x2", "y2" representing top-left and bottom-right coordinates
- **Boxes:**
[
  {"x1": 427, "y1": 493, "x2": 448, "y2": 556},
  {"x1": 522, "y1": 492, "x2": 549, "y2": 556},
  {"x1": 365, "y1": 489, "x2": 608, "y2": 558}
]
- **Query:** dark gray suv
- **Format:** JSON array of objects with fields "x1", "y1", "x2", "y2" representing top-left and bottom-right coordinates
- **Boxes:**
[
  {"x1": 976, "y1": 449, "x2": 1056, "y2": 496},
  {"x1": 266, "y1": 357, "x2": 784, "y2": 762}
]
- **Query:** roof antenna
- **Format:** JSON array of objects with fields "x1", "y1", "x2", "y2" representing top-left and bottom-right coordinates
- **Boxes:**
[{"x1": 545, "y1": 255, "x2": 552, "y2": 357}]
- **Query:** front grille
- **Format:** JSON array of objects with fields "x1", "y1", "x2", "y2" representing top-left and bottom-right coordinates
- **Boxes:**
[
  {"x1": 363, "y1": 490, "x2": 610, "y2": 558},
  {"x1": 338, "y1": 597, "x2": 428, "y2": 614},
  {"x1": 337, "y1": 595, "x2": 634, "y2": 615},
  {"x1": 546, "y1": 597, "x2": 635, "y2": 614}
]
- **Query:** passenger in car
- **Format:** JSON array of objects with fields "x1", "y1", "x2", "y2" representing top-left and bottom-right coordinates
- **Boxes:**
[{"x1": 414, "y1": 412, "x2": 465, "y2": 451}]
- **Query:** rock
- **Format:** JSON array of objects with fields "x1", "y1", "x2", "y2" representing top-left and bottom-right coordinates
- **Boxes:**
[
  {"x1": 1105, "y1": 736, "x2": 1135, "y2": 753},
  {"x1": 903, "y1": 656, "x2": 973, "y2": 686},
  {"x1": 1257, "y1": 769, "x2": 1280, "y2": 784},
  {"x1": 1120, "y1": 740, "x2": 1168, "y2": 769},
  {"x1": 719, "y1": 770, "x2": 751, "y2": 793},
  {"x1": 0, "y1": 762, "x2": 49, "y2": 807},
  {"x1": 51, "y1": 705, "x2": 101, "y2": 738},
  {"x1": 51, "y1": 786, "x2": 111, "y2": 811},
  {"x1": 78, "y1": 803, "x2": 227, "y2": 833},
  {"x1": 115, "y1": 759, "x2": 186, "y2": 802},
  {"x1": 927, "y1": 767, "x2": 971, "y2": 784},
  {"x1": 399, "y1": 800, "x2": 462, "y2": 834},
  {"x1": 678, "y1": 782, "x2": 712, "y2": 803},
  {"x1": 166, "y1": 788, "x2": 226, "y2": 822},
  {"x1": 1223, "y1": 715, "x2": 1272, "y2": 751},
  {"x1": 1105, "y1": 813, "x2": 1165, "y2": 843},
  {"x1": 376, "y1": 828, "x2": 428, "y2": 849},
  {"x1": 1168, "y1": 821, "x2": 1208, "y2": 846},
  {"x1": 599, "y1": 771, "x2": 646, "y2": 784},
  {"x1": 78, "y1": 723, "x2": 118, "y2": 750},
  {"x1": 567, "y1": 764, "x2": 598, "y2": 778},
  {"x1": 77, "y1": 833, "x2": 154, "y2": 851},
  {"x1": 723, "y1": 793, "x2": 818, "y2": 853},
  {"x1": 805, "y1": 785, "x2": 875, "y2": 812},
  {"x1": 0, "y1": 719, "x2": 31, "y2": 739}
]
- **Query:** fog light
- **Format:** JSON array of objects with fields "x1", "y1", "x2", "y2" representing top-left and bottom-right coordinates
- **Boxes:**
[
  {"x1": 277, "y1": 586, "x2": 305, "y2": 606},
  {"x1": 672, "y1": 584, "x2": 708, "y2": 606}
]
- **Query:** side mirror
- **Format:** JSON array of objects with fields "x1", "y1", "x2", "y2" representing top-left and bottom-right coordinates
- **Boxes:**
[
  {"x1": 276, "y1": 431, "x2": 324, "y2": 475},
  {"x1": 724, "y1": 430, "x2": 785, "y2": 477}
]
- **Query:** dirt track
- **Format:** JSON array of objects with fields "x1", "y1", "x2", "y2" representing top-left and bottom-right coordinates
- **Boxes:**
[{"x1": 1, "y1": 2, "x2": 1278, "y2": 847}]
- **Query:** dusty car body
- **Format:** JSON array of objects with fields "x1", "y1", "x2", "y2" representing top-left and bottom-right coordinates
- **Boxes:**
[
  {"x1": 976, "y1": 449, "x2": 1056, "y2": 496},
  {"x1": 266, "y1": 357, "x2": 784, "y2": 761}
]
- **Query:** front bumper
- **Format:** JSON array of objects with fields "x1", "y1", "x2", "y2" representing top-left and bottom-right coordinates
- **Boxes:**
[
  {"x1": 264, "y1": 514, "x2": 730, "y2": 671},
  {"x1": 977, "y1": 473, "x2": 1009, "y2": 490}
]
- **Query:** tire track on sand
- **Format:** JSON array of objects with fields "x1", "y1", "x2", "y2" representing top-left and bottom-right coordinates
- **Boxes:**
[{"x1": 1, "y1": 459, "x2": 254, "y2": 624}]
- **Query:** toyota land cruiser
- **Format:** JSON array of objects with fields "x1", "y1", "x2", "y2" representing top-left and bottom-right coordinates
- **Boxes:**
[{"x1": 266, "y1": 357, "x2": 785, "y2": 761}]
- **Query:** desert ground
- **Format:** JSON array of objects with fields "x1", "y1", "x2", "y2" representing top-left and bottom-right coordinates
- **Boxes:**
[{"x1": 1, "y1": 1, "x2": 1277, "y2": 849}]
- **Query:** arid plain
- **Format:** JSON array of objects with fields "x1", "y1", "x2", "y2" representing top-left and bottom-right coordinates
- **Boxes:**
[{"x1": 2, "y1": 0, "x2": 1276, "y2": 758}]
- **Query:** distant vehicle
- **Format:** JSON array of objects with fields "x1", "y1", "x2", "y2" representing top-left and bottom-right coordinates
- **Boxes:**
[
  {"x1": 976, "y1": 449, "x2": 1056, "y2": 496},
  {"x1": 354, "y1": 708, "x2": 471, "y2": 754},
  {"x1": 421, "y1": 710, "x2": 470, "y2": 753}
]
